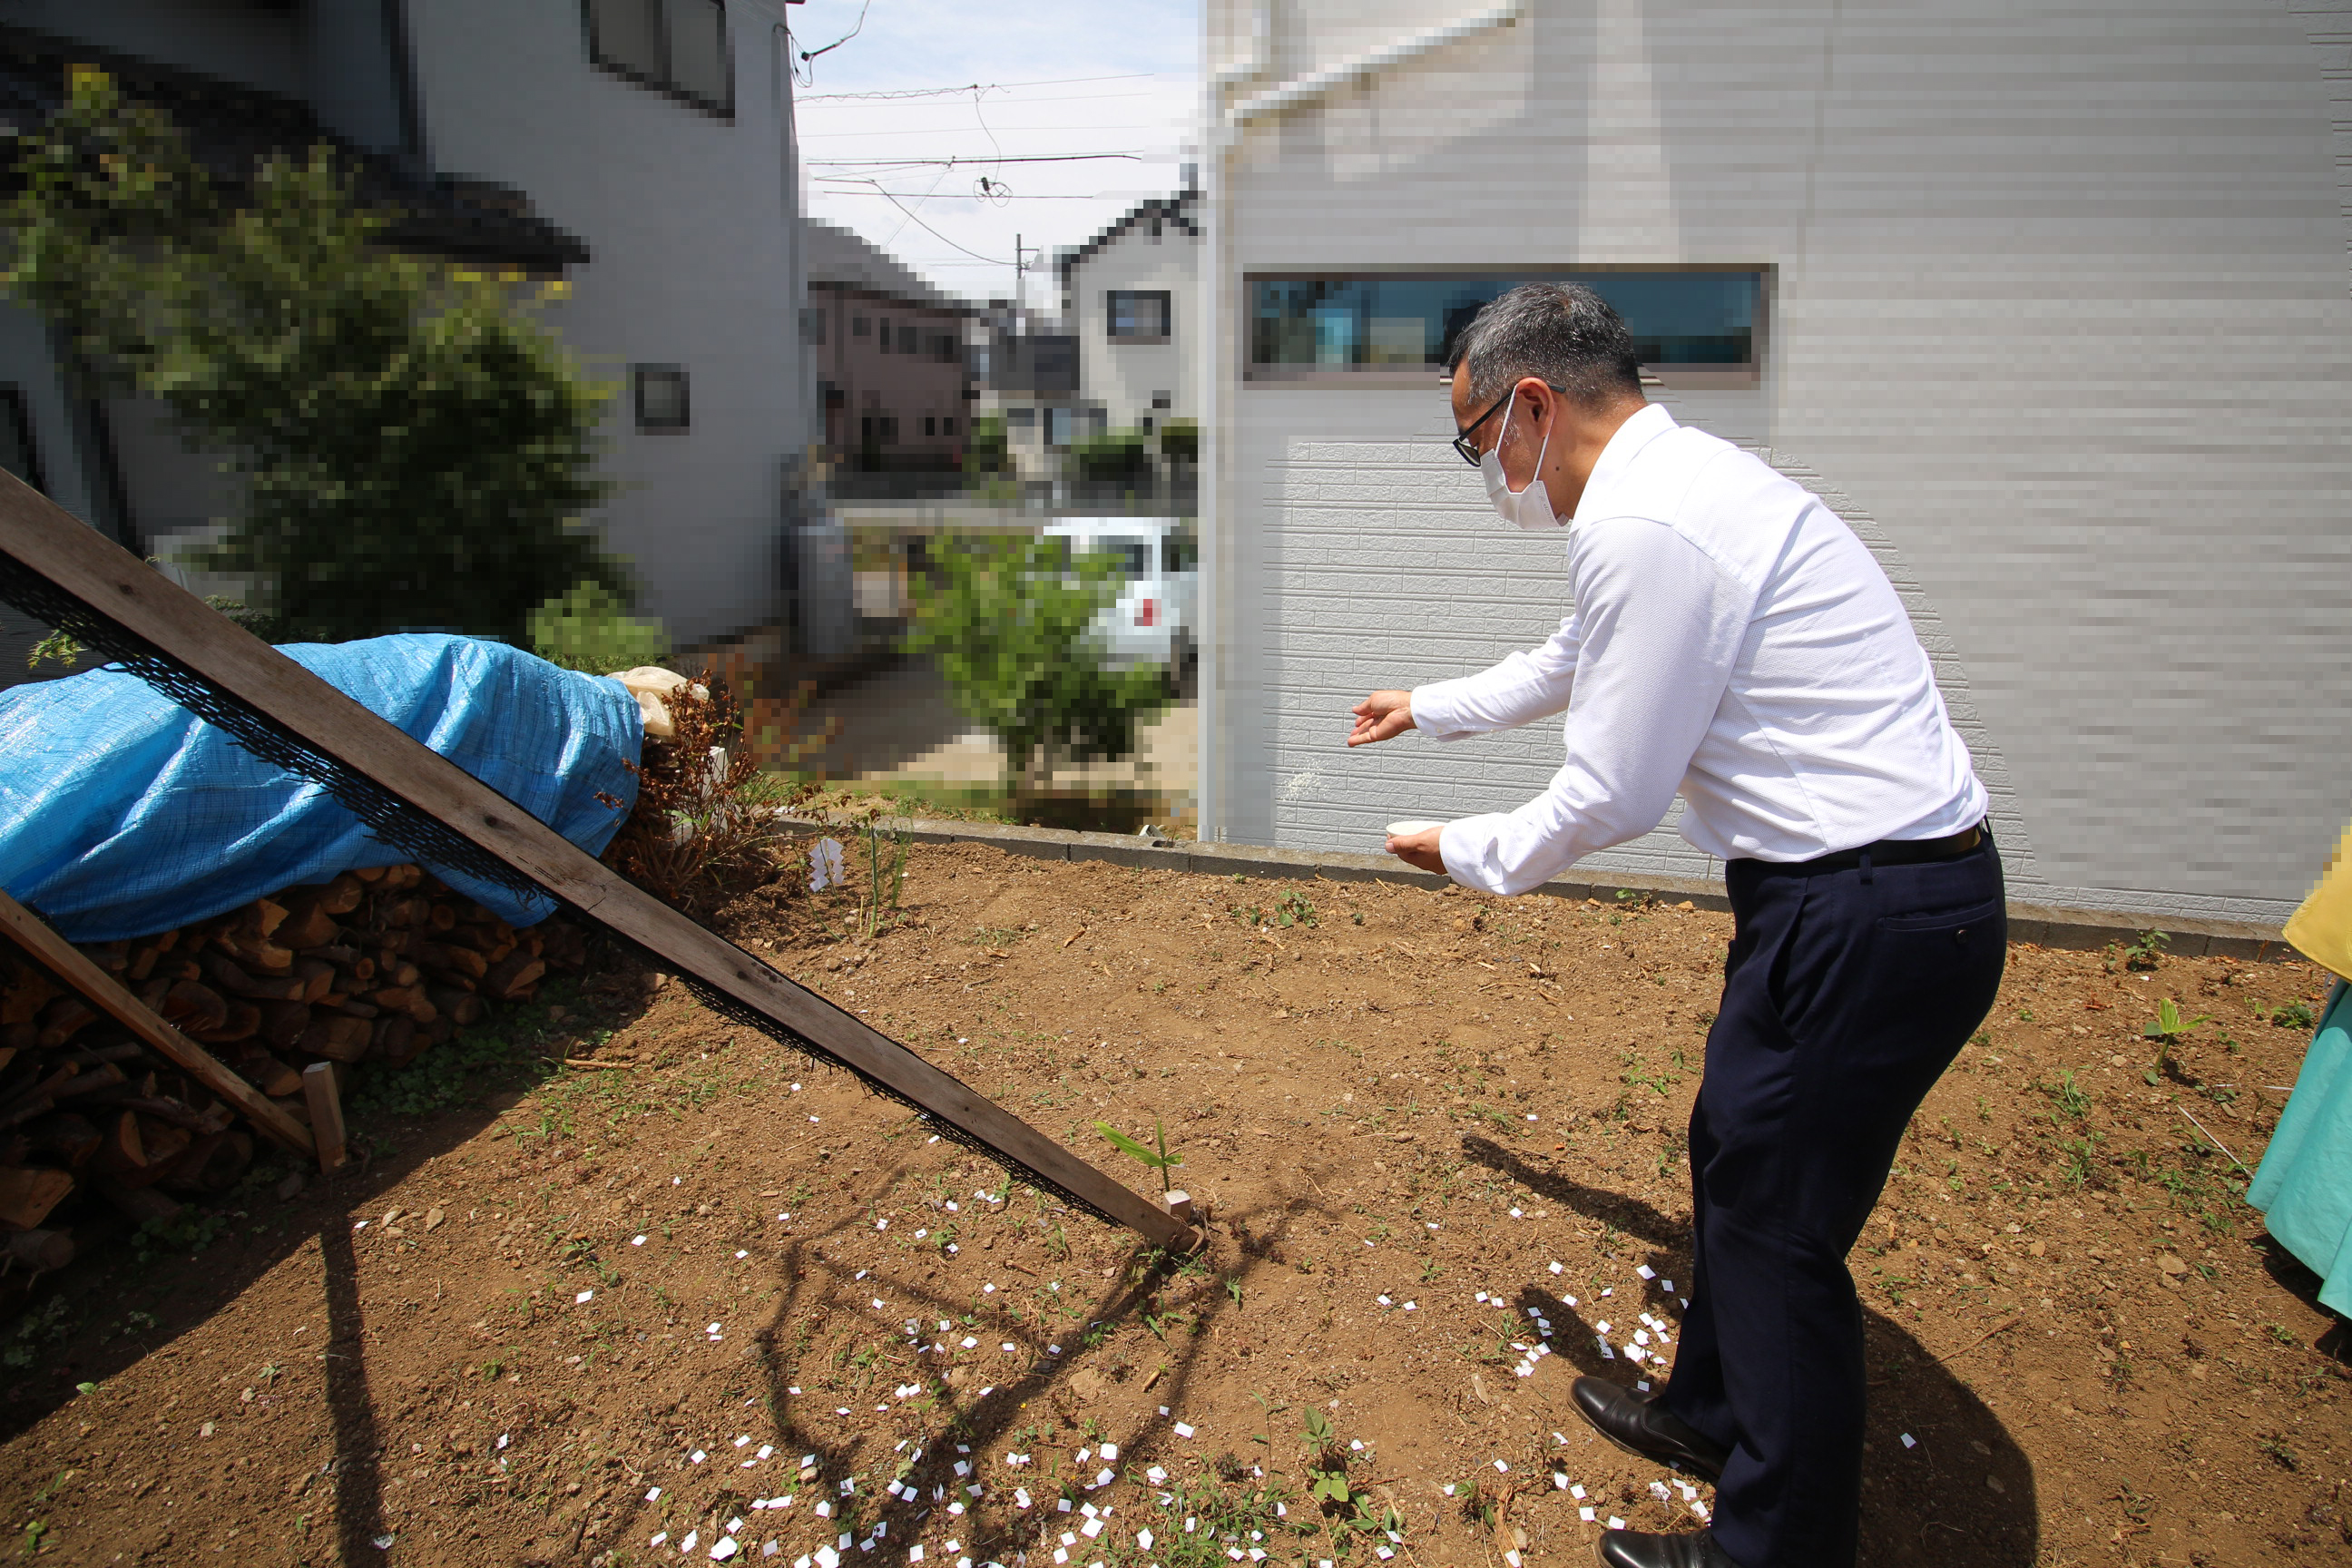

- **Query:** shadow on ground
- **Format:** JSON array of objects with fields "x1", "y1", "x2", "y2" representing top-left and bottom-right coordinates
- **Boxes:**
[{"x1": 1472, "y1": 1134, "x2": 2041, "y2": 1567}]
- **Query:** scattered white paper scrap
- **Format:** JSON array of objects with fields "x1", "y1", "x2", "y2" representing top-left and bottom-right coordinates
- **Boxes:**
[
  {"x1": 1549, "y1": 1261, "x2": 1563, "y2": 1275},
  {"x1": 1579, "y1": 1506, "x2": 1596, "y2": 1523},
  {"x1": 647, "y1": 1487, "x2": 662, "y2": 1503},
  {"x1": 632, "y1": 1235, "x2": 647, "y2": 1246},
  {"x1": 1901, "y1": 1433, "x2": 1917, "y2": 1449},
  {"x1": 1607, "y1": 1516, "x2": 1627, "y2": 1530},
  {"x1": 1637, "y1": 1265, "x2": 1657, "y2": 1280},
  {"x1": 714, "y1": 1540, "x2": 741, "y2": 1562},
  {"x1": 1173, "y1": 1423, "x2": 1195, "y2": 1438}
]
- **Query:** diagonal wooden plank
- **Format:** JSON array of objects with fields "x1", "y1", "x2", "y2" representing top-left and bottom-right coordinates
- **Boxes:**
[
  {"x1": 0, "y1": 474, "x2": 1199, "y2": 1252},
  {"x1": 0, "y1": 887, "x2": 316, "y2": 1158}
]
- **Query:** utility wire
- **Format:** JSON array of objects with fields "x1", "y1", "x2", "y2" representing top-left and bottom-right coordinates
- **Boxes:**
[
  {"x1": 803, "y1": 152, "x2": 1153, "y2": 166},
  {"x1": 799, "y1": 73, "x2": 1155, "y2": 102},
  {"x1": 832, "y1": 179, "x2": 1010, "y2": 264}
]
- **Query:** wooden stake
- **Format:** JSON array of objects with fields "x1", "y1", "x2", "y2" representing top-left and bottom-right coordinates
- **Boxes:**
[
  {"x1": 0, "y1": 889, "x2": 314, "y2": 1158},
  {"x1": 300, "y1": 1062, "x2": 348, "y2": 1175},
  {"x1": 0, "y1": 481, "x2": 1197, "y2": 1252}
]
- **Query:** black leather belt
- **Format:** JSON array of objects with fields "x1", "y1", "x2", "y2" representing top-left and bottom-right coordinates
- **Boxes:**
[{"x1": 1738, "y1": 820, "x2": 1988, "y2": 878}]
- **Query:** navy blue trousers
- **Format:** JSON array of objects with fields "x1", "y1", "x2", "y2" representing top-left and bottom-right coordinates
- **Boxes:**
[{"x1": 1662, "y1": 834, "x2": 2007, "y2": 1568}]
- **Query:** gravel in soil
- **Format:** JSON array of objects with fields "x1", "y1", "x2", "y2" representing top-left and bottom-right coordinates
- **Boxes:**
[{"x1": 2, "y1": 841, "x2": 2347, "y2": 1567}]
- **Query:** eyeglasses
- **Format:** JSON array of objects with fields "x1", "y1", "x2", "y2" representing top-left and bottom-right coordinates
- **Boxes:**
[{"x1": 1450, "y1": 383, "x2": 1567, "y2": 467}]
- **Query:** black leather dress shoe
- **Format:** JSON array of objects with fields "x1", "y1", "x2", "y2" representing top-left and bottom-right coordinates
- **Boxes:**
[
  {"x1": 1595, "y1": 1528, "x2": 1739, "y2": 1568},
  {"x1": 1570, "y1": 1377, "x2": 1730, "y2": 1483}
]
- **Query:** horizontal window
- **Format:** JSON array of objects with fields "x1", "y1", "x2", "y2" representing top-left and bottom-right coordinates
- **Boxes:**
[
  {"x1": 1248, "y1": 271, "x2": 1761, "y2": 374},
  {"x1": 1109, "y1": 289, "x2": 1171, "y2": 340},
  {"x1": 585, "y1": 0, "x2": 731, "y2": 116}
]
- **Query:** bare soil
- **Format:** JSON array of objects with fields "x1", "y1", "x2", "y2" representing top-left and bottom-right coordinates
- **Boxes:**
[{"x1": 3, "y1": 841, "x2": 2347, "y2": 1568}]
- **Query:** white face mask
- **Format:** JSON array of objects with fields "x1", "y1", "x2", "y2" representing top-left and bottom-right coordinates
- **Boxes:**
[
  {"x1": 1486, "y1": 392, "x2": 1562, "y2": 534},
  {"x1": 1479, "y1": 389, "x2": 1563, "y2": 530}
]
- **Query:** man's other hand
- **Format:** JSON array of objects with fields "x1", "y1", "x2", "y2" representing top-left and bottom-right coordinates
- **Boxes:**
[
  {"x1": 1349, "y1": 690, "x2": 1416, "y2": 748},
  {"x1": 1386, "y1": 826, "x2": 1444, "y2": 873}
]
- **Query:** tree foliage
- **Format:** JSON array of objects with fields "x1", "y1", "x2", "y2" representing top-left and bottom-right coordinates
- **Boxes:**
[
  {"x1": 904, "y1": 534, "x2": 1171, "y2": 792},
  {"x1": 0, "y1": 66, "x2": 625, "y2": 643},
  {"x1": 962, "y1": 412, "x2": 1010, "y2": 476}
]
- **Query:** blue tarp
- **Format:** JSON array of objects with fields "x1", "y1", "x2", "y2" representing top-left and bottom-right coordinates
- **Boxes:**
[
  {"x1": 2249, "y1": 976, "x2": 2352, "y2": 1318},
  {"x1": 0, "y1": 634, "x2": 641, "y2": 940}
]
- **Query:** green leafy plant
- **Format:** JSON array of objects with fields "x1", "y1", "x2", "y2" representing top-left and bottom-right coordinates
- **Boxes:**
[
  {"x1": 906, "y1": 534, "x2": 1172, "y2": 803},
  {"x1": 2, "y1": 67, "x2": 624, "y2": 643},
  {"x1": 528, "y1": 581, "x2": 669, "y2": 675},
  {"x1": 1094, "y1": 1117, "x2": 1183, "y2": 1194},
  {"x1": 1157, "y1": 418, "x2": 1199, "y2": 466},
  {"x1": 2042, "y1": 1069, "x2": 2092, "y2": 1121},
  {"x1": 1068, "y1": 424, "x2": 1152, "y2": 483},
  {"x1": 962, "y1": 412, "x2": 1011, "y2": 477},
  {"x1": 2142, "y1": 997, "x2": 2212, "y2": 1080},
  {"x1": 2263, "y1": 999, "x2": 2317, "y2": 1031},
  {"x1": 1274, "y1": 889, "x2": 1318, "y2": 928},
  {"x1": 2122, "y1": 930, "x2": 2171, "y2": 971},
  {"x1": 1301, "y1": 1408, "x2": 1352, "y2": 1506}
]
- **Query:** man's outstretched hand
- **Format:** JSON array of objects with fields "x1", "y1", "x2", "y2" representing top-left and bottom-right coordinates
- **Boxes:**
[
  {"x1": 1385, "y1": 826, "x2": 1445, "y2": 873},
  {"x1": 1349, "y1": 690, "x2": 1416, "y2": 748}
]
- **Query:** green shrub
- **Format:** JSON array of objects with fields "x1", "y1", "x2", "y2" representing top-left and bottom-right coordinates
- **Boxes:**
[
  {"x1": 905, "y1": 534, "x2": 1170, "y2": 793},
  {"x1": 1158, "y1": 416, "x2": 1199, "y2": 466},
  {"x1": 963, "y1": 412, "x2": 1011, "y2": 476},
  {"x1": 1070, "y1": 425, "x2": 1151, "y2": 482},
  {"x1": 528, "y1": 581, "x2": 669, "y2": 674}
]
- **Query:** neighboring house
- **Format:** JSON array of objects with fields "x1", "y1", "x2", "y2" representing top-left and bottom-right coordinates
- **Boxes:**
[
  {"x1": 969, "y1": 301, "x2": 1081, "y2": 480},
  {"x1": 1197, "y1": 0, "x2": 2352, "y2": 935},
  {"x1": 1054, "y1": 187, "x2": 1200, "y2": 443},
  {"x1": 803, "y1": 219, "x2": 973, "y2": 475},
  {"x1": 0, "y1": 0, "x2": 811, "y2": 665}
]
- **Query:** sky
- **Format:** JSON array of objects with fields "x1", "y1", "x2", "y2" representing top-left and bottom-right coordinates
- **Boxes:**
[{"x1": 785, "y1": 0, "x2": 1201, "y2": 306}]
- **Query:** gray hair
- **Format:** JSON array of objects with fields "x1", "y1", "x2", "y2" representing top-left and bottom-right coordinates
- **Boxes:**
[{"x1": 1446, "y1": 282, "x2": 1644, "y2": 410}]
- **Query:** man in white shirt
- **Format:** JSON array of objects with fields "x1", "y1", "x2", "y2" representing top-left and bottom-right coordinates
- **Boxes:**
[{"x1": 1348, "y1": 284, "x2": 2006, "y2": 1568}]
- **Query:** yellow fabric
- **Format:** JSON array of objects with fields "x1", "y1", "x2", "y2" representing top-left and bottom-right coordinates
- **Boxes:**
[{"x1": 2284, "y1": 819, "x2": 2352, "y2": 982}]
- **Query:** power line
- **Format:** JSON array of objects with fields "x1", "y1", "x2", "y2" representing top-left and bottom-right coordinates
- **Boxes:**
[
  {"x1": 799, "y1": 73, "x2": 1155, "y2": 102},
  {"x1": 800, "y1": 122, "x2": 1174, "y2": 139},
  {"x1": 803, "y1": 152, "x2": 1156, "y2": 167},
  {"x1": 814, "y1": 188, "x2": 1144, "y2": 201},
  {"x1": 832, "y1": 179, "x2": 1010, "y2": 264}
]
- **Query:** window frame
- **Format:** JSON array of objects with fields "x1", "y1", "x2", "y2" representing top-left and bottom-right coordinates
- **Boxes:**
[
  {"x1": 1241, "y1": 265, "x2": 1769, "y2": 390},
  {"x1": 1106, "y1": 289, "x2": 1172, "y2": 345},
  {"x1": 632, "y1": 364, "x2": 691, "y2": 431},
  {"x1": 583, "y1": 0, "x2": 734, "y2": 121}
]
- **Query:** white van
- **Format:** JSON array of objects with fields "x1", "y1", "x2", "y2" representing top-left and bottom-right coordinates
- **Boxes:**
[{"x1": 1041, "y1": 517, "x2": 1199, "y2": 691}]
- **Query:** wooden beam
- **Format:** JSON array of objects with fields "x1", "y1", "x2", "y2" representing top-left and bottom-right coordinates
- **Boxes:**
[
  {"x1": 0, "y1": 475, "x2": 1198, "y2": 1253},
  {"x1": 301, "y1": 1061, "x2": 348, "y2": 1175},
  {"x1": 0, "y1": 887, "x2": 315, "y2": 1158}
]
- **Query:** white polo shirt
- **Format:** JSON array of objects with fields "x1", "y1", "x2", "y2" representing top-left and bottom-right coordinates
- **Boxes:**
[{"x1": 1412, "y1": 403, "x2": 1987, "y2": 897}]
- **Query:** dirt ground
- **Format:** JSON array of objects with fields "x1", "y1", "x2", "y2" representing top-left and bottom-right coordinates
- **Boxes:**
[{"x1": 3, "y1": 841, "x2": 2347, "y2": 1568}]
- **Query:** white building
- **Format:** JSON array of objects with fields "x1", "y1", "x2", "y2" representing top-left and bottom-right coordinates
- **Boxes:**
[
  {"x1": 1055, "y1": 189, "x2": 1201, "y2": 442},
  {"x1": 1198, "y1": 0, "x2": 2352, "y2": 935},
  {"x1": 0, "y1": 0, "x2": 808, "y2": 660}
]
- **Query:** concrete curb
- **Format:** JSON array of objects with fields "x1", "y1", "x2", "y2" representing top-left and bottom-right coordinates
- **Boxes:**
[{"x1": 770, "y1": 815, "x2": 2296, "y2": 963}]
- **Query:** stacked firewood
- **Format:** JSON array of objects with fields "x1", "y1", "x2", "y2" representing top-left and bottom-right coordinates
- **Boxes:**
[{"x1": 0, "y1": 864, "x2": 591, "y2": 1255}]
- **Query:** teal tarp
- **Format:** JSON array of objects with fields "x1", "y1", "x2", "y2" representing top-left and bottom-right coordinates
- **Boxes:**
[{"x1": 2248, "y1": 976, "x2": 2352, "y2": 1317}]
